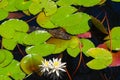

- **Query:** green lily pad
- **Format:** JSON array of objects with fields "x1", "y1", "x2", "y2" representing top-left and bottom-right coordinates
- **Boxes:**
[
  {"x1": 68, "y1": 36, "x2": 80, "y2": 48},
  {"x1": 56, "y1": 0, "x2": 75, "y2": 6},
  {"x1": 0, "y1": 25, "x2": 15, "y2": 39},
  {"x1": 13, "y1": 20, "x2": 29, "y2": 32},
  {"x1": 23, "y1": 30, "x2": 51, "y2": 45},
  {"x1": 20, "y1": 54, "x2": 43, "y2": 74},
  {"x1": 47, "y1": 36, "x2": 81, "y2": 55},
  {"x1": 0, "y1": 50, "x2": 6, "y2": 64},
  {"x1": 86, "y1": 48, "x2": 112, "y2": 70},
  {"x1": 0, "y1": 19, "x2": 29, "y2": 39},
  {"x1": 2, "y1": 38, "x2": 17, "y2": 50},
  {"x1": 0, "y1": 49, "x2": 13, "y2": 68},
  {"x1": 0, "y1": 0, "x2": 8, "y2": 8},
  {"x1": 0, "y1": 9, "x2": 8, "y2": 20},
  {"x1": 44, "y1": 0, "x2": 57, "y2": 16},
  {"x1": 80, "y1": 39, "x2": 95, "y2": 56},
  {"x1": 4, "y1": 0, "x2": 17, "y2": 12},
  {"x1": 0, "y1": 60, "x2": 25, "y2": 80},
  {"x1": 67, "y1": 46, "x2": 80, "y2": 57},
  {"x1": 50, "y1": 6, "x2": 77, "y2": 26},
  {"x1": 26, "y1": 44, "x2": 55, "y2": 56},
  {"x1": 105, "y1": 27, "x2": 120, "y2": 50},
  {"x1": 75, "y1": 0, "x2": 101, "y2": 7},
  {"x1": 37, "y1": 12, "x2": 56, "y2": 28},
  {"x1": 57, "y1": 0, "x2": 105, "y2": 6},
  {"x1": 63, "y1": 12, "x2": 90, "y2": 34},
  {"x1": 112, "y1": 0, "x2": 120, "y2": 2},
  {"x1": 47, "y1": 38, "x2": 69, "y2": 53},
  {"x1": 13, "y1": 32, "x2": 28, "y2": 44},
  {"x1": 29, "y1": 2, "x2": 42, "y2": 15},
  {"x1": 0, "y1": 75, "x2": 11, "y2": 80},
  {"x1": 15, "y1": 0, "x2": 32, "y2": 10},
  {"x1": 29, "y1": 0, "x2": 57, "y2": 15},
  {"x1": 51, "y1": 6, "x2": 90, "y2": 34}
]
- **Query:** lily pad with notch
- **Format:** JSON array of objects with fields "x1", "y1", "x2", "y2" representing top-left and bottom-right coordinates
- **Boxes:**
[{"x1": 86, "y1": 48, "x2": 112, "y2": 70}]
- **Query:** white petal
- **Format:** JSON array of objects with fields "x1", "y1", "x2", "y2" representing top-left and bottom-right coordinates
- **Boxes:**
[
  {"x1": 59, "y1": 68, "x2": 66, "y2": 72},
  {"x1": 56, "y1": 71, "x2": 60, "y2": 77},
  {"x1": 58, "y1": 58, "x2": 61, "y2": 62}
]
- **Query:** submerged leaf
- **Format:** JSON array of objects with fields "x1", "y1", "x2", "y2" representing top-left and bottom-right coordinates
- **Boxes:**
[
  {"x1": 86, "y1": 48, "x2": 112, "y2": 70},
  {"x1": 110, "y1": 51, "x2": 120, "y2": 67},
  {"x1": 20, "y1": 54, "x2": 43, "y2": 74},
  {"x1": 91, "y1": 16, "x2": 108, "y2": 34}
]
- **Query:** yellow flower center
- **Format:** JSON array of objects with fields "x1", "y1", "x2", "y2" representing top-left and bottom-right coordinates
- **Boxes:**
[
  {"x1": 53, "y1": 61, "x2": 60, "y2": 68},
  {"x1": 45, "y1": 61, "x2": 49, "y2": 67}
]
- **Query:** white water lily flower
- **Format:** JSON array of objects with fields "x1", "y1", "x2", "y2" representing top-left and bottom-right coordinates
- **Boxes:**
[
  {"x1": 49, "y1": 58, "x2": 66, "y2": 77},
  {"x1": 39, "y1": 58, "x2": 66, "y2": 79},
  {"x1": 39, "y1": 59, "x2": 51, "y2": 73}
]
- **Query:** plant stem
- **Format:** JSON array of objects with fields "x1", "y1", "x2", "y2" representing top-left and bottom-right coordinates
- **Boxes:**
[
  {"x1": 101, "y1": 14, "x2": 106, "y2": 24},
  {"x1": 26, "y1": 16, "x2": 37, "y2": 23},
  {"x1": 65, "y1": 68, "x2": 72, "y2": 80},
  {"x1": 105, "y1": 12, "x2": 112, "y2": 52},
  {"x1": 73, "y1": 53, "x2": 82, "y2": 76},
  {"x1": 73, "y1": 42, "x2": 83, "y2": 76},
  {"x1": 17, "y1": 45, "x2": 25, "y2": 56}
]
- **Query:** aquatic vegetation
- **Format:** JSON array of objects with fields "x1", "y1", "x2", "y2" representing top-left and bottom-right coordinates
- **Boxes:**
[{"x1": 0, "y1": 0, "x2": 120, "y2": 80}]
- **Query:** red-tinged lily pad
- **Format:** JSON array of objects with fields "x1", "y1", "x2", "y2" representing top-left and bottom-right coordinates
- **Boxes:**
[
  {"x1": 20, "y1": 54, "x2": 43, "y2": 74},
  {"x1": 77, "y1": 31, "x2": 91, "y2": 38},
  {"x1": 97, "y1": 43, "x2": 108, "y2": 49},
  {"x1": 109, "y1": 51, "x2": 120, "y2": 67}
]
